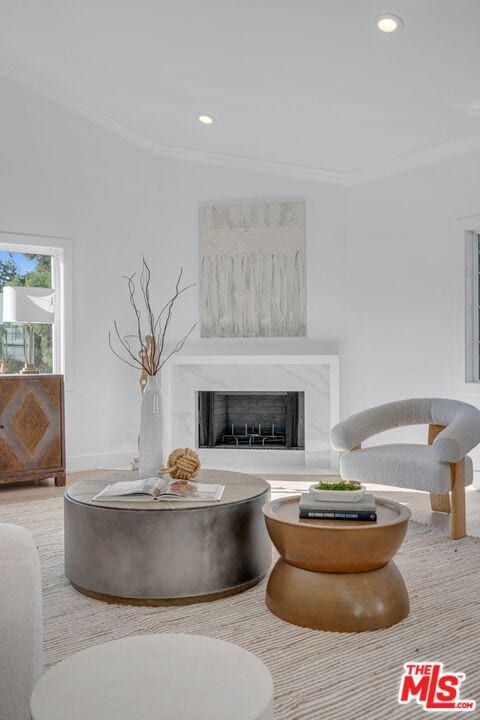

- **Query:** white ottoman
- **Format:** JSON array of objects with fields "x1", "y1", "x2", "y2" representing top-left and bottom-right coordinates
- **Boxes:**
[
  {"x1": 30, "y1": 634, "x2": 274, "y2": 720},
  {"x1": 0, "y1": 523, "x2": 42, "y2": 720}
]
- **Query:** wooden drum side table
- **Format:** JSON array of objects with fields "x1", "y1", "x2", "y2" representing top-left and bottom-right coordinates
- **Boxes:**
[{"x1": 262, "y1": 496, "x2": 411, "y2": 632}]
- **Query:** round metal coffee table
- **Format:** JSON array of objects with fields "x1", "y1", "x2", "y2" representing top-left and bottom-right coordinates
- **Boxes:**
[
  {"x1": 64, "y1": 469, "x2": 271, "y2": 605},
  {"x1": 262, "y1": 495, "x2": 410, "y2": 632}
]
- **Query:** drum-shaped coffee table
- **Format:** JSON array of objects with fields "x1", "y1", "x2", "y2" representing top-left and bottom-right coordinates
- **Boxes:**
[
  {"x1": 65, "y1": 469, "x2": 271, "y2": 604},
  {"x1": 263, "y1": 495, "x2": 410, "y2": 632}
]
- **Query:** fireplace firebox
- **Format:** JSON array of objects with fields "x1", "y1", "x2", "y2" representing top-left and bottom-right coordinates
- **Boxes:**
[{"x1": 197, "y1": 391, "x2": 305, "y2": 449}]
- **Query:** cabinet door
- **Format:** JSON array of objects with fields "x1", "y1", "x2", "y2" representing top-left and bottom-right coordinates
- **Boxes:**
[{"x1": 0, "y1": 377, "x2": 63, "y2": 472}]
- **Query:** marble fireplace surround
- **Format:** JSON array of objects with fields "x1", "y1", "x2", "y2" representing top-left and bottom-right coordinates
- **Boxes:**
[{"x1": 163, "y1": 355, "x2": 339, "y2": 474}]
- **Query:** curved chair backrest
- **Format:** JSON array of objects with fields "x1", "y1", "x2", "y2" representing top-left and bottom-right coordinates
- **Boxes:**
[{"x1": 330, "y1": 398, "x2": 480, "y2": 463}]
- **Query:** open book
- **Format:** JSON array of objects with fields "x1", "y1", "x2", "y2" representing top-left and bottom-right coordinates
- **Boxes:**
[{"x1": 93, "y1": 476, "x2": 225, "y2": 502}]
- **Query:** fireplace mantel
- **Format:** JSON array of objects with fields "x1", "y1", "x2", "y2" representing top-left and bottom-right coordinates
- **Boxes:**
[{"x1": 163, "y1": 355, "x2": 339, "y2": 474}]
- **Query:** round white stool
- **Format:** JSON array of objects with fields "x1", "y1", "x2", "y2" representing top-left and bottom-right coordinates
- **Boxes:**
[{"x1": 30, "y1": 634, "x2": 274, "y2": 720}]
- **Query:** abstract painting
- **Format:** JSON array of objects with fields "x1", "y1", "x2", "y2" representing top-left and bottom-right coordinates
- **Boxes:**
[{"x1": 199, "y1": 201, "x2": 306, "y2": 337}]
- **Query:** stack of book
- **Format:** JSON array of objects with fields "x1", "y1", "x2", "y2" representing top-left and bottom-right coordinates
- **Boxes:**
[{"x1": 299, "y1": 492, "x2": 377, "y2": 522}]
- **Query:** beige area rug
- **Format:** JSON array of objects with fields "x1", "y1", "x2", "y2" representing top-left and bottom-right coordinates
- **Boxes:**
[{"x1": 1, "y1": 497, "x2": 479, "y2": 720}]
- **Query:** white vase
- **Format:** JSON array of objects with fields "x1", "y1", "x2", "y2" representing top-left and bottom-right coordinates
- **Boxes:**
[{"x1": 139, "y1": 374, "x2": 164, "y2": 479}]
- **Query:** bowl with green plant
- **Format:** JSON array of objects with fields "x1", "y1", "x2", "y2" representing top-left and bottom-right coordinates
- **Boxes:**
[{"x1": 308, "y1": 479, "x2": 365, "y2": 502}]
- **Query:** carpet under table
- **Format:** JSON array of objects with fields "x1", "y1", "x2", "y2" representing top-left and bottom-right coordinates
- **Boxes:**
[{"x1": 0, "y1": 497, "x2": 478, "y2": 720}]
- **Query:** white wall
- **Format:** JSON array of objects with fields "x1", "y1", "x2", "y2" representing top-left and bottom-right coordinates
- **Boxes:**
[
  {"x1": 346, "y1": 153, "x2": 480, "y2": 476},
  {"x1": 0, "y1": 75, "x2": 347, "y2": 469},
  {"x1": 2, "y1": 73, "x2": 480, "y2": 476}
]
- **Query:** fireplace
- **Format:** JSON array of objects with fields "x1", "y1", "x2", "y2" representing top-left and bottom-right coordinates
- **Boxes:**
[
  {"x1": 198, "y1": 391, "x2": 305, "y2": 450},
  {"x1": 164, "y1": 354, "x2": 339, "y2": 472}
]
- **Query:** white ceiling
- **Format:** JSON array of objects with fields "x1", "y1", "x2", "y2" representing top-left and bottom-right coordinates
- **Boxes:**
[{"x1": 1, "y1": 0, "x2": 480, "y2": 184}]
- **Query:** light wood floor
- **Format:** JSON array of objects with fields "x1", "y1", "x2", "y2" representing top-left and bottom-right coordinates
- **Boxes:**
[{"x1": 1, "y1": 469, "x2": 480, "y2": 537}]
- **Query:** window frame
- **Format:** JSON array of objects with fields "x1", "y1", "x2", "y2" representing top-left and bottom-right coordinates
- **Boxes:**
[
  {"x1": 0, "y1": 232, "x2": 73, "y2": 388},
  {"x1": 464, "y1": 230, "x2": 479, "y2": 383}
]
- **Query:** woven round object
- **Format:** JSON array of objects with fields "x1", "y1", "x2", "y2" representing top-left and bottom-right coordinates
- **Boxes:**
[{"x1": 160, "y1": 448, "x2": 201, "y2": 480}]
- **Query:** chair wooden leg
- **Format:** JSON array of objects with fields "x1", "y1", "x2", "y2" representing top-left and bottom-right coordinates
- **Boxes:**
[
  {"x1": 430, "y1": 493, "x2": 451, "y2": 513},
  {"x1": 450, "y1": 460, "x2": 466, "y2": 540},
  {"x1": 427, "y1": 423, "x2": 462, "y2": 533},
  {"x1": 428, "y1": 424, "x2": 445, "y2": 444}
]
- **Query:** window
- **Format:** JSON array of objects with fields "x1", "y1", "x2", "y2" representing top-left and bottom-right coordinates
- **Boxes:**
[{"x1": 0, "y1": 245, "x2": 60, "y2": 375}]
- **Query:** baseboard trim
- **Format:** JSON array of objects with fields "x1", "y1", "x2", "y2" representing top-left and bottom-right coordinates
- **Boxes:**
[{"x1": 67, "y1": 449, "x2": 136, "y2": 472}]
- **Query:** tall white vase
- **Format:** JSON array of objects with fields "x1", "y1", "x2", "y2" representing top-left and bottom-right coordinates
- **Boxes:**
[{"x1": 139, "y1": 374, "x2": 164, "y2": 479}]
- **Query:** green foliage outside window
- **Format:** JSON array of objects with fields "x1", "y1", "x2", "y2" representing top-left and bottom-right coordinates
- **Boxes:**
[{"x1": 0, "y1": 252, "x2": 53, "y2": 374}]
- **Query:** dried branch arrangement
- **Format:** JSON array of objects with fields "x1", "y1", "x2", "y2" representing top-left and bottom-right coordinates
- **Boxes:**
[{"x1": 109, "y1": 258, "x2": 196, "y2": 376}]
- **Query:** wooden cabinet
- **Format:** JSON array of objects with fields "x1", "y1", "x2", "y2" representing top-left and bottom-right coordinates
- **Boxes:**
[{"x1": 0, "y1": 375, "x2": 65, "y2": 486}]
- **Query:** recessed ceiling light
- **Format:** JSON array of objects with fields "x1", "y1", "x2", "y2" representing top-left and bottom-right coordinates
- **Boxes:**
[
  {"x1": 197, "y1": 114, "x2": 215, "y2": 125},
  {"x1": 375, "y1": 13, "x2": 403, "y2": 33}
]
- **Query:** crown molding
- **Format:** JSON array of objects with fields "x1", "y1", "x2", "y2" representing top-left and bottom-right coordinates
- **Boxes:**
[
  {"x1": 348, "y1": 133, "x2": 480, "y2": 185},
  {"x1": 1, "y1": 57, "x2": 480, "y2": 187},
  {"x1": 0, "y1": 59, "x2": 349, "y2": 186}
]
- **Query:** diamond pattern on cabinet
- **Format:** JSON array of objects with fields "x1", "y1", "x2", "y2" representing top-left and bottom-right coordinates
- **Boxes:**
[
  {"x1": 11, "y1": 393, "x2": 50, "y2": 455},
  {"x1": 0, "y1": 376, "x2": 64, "y2": 478}
]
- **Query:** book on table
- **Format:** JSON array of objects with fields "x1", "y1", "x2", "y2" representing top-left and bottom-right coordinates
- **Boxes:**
[
  {"x1": 299, "y1": 492, "x2": 377, "y2": 521},
  {"x1": 93, "y1": 476, "x2": 225, "y2": 502}
]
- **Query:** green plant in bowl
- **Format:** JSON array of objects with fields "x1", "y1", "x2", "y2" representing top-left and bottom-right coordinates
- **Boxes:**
[{"x1": 314, "y1": 480, "x2": 362, "y2": 492}]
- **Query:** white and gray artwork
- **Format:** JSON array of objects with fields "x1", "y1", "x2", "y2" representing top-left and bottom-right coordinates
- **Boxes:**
[{"x1": 199, "y1": 201, "x2": 306, "y2": 337}]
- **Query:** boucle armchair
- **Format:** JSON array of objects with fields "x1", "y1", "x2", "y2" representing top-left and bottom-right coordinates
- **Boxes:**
[
  {"x1": 330, "y1": 398, "x2": 480, "y2": 539},
  {"x1": 0, "y1": 523, "x2": 43, "y2": 720}
]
